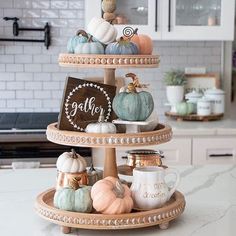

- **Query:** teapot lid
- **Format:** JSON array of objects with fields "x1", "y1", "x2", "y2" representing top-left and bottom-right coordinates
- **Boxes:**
[
  {"x1": 185, "y1": 90, "x2": 202, "y2": 99},
  {"x1": 205, "y1": 87, "x2": 225, "y2": 95}
]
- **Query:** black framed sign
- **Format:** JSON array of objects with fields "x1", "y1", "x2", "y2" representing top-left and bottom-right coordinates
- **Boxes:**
[{"x1": 58, "y1": 77, "x2": 116, "y2": 131}]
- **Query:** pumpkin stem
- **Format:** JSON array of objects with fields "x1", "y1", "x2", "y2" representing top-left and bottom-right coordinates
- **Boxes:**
[
  {"x1": 68, "y1": 177, "x2": 81, "y2": 190},
  {"x1": 125, "y1": 73, "x2": 149, "y2": 89},
  {"x1": 89, "y1": 163, "x2": 96, "y2": 172},
  {"x1": 133, "y1": 28, "x2": 138, "y2": 35},
  {"x1": 113, "y1": 180, "x2": 125, "y2": 198},
  {"x1": 127, "y1": 83, "x2": 137, "y2": 93},
  {"x1": 71, "y1": 149, "x2": 77, "y2": 159},
  {"x1": 88, "y1": 35, "x2": 93, "y2": 43},
  {"x1": 76, "y1": 29, "x2": 88, "y2": 38},
  {"x1": 98, "y1": 109, "x2": 105, "y2": 122}
]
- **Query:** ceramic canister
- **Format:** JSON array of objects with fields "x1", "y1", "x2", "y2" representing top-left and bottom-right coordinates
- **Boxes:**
[
  {"x1": 197, "y1": 97, "x2": 212, "y2": 116},
  {"x1": 204, "y1": 88, "x2": 225, "y2": 114},
  {"x1": 130, "y1": 166, "x2": 180, "y2": 210}
]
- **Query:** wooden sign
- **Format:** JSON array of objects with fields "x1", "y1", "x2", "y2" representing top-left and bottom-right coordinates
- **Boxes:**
[
  {"x1": 185, "y1": 73, "x2": 220, "y2": 94},
  {"x1": 58, "y1": 77, "x2": 116, "y2": 131}
]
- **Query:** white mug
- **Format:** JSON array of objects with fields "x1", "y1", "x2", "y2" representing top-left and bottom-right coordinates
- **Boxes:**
[{"x1": 130, "y1": 166, "x2": 180, "y2": 210}]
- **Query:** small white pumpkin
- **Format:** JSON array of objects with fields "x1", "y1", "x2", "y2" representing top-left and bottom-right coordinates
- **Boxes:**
[
  {"x1": 85, "y1": 109, "x2": 116, "y2": 134},
  {"x1": 87, "y1": 17, "x2": 117, "y2": 45},
  {"x1": 56, "y1": 149, "x2": 87, "y2": 173}
]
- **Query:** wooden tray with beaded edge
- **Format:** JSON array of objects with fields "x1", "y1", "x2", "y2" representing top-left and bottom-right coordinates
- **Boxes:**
[
  {"x1": 165, "y1": 112, "x2": 224, "y2": 122},
  {"x1": 58, "y1": 54, "x2": 160, "y2": 69},
  {"x1": 35, "y1": 188, "x2": 185, "y2": 232},
  {"x1": 46, "y1": 123, "x2": 172, "y2": 148}
]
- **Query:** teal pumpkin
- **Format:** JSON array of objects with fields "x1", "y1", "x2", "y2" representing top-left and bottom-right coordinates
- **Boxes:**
[
  {"x1": 53, "y1": 177, "x2": 93, "y2": 213},
  {"x1": 112, "y1": 74, "x2": 154, "y2": 121},
  {"x1": 74, "y1": 36, "x2": 104, "y2": 54},
  {"x1": 105, "y1": 37, "x2": 139, "y2": 55},
  {"x1": 67, "y1": 30, "x2": 89, "y2": 53}
]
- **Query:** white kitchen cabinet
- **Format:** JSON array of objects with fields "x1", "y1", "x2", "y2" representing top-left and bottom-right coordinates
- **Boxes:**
[
  {"x1": 192, "y1": 137, "x2": 236, "y2": 164},
  {"x1": 85, "y1": 0, "x2": 235, "y2": 41},
  {"x1": 92, "y1": 138, "x2": 192, "y2": 167},
  {"x1": 85, "y1": 0, "x2": 161, "y2": 40},
  {"x1": 162, "y1": 0, "x2": 235, "y2": 41}
]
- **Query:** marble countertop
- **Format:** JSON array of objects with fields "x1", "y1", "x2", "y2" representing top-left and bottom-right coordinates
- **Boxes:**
[
  {"x1": 0, "y1": 165, "x2": 235, "y2": 236},
  {"x1": 166, "y1": 118, "x2": 236, "y2": 136}
]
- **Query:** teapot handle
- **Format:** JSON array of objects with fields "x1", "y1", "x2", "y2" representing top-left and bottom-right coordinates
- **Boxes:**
[{"x1": 164, "y1": 168, "x2": 180, "y2": 200}]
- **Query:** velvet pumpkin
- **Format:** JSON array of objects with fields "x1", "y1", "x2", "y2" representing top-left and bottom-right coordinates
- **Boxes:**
[
  {"x1": 54, "y1": 177, "x2": 93, "y2": 213},
  {"x1": 91, "y1": 176, "x2": 133, "y2": 214},
  {"x1": 67, "y1": 30, "x2": 88, "y2": 53},
  {"x1": 85, "y1": 109, "x2": 116, "y2": 134},
  {"x1": 74, "y1": 36, "x2": 104, "y2": 54},
  {"x1": 126, "y1": 28, "x2": 153, "y2": 55},
  {"x1": 112, "y1": 73, "x2": 154, "y2": 121},
  {"x1": 105, "y1": 37, "x2": 139, "y2": 55},
  {"x1": 56, "y1": 149, "x2": 87, "y2": 173},
  {"x1": 87, "y1": 17, "x2": 117, "y2": 45}
]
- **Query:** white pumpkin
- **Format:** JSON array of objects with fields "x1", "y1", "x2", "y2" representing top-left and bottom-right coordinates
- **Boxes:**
[
  {"x1": 56, "y1": 149, "x2": 87, "y2": 173},
  {"x1": 87, "y1": 17, "x2": 117, "y2": 45},
  {"x1": 85, "y1": 109, "x2": 116, "y2": 134}
]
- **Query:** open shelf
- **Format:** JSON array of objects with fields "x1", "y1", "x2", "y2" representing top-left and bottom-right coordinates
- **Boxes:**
[{"x1": 46, "y1": 123, "x2": 172, "y2": 148}]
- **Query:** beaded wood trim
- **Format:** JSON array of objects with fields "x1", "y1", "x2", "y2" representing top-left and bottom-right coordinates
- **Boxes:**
[
  {"x1": 46, "y1": 123, "x2": 172, "y2": 148},
  {"x1": 58, "y1": 54, "x2": 160, "y2": 68},
  {"x1": 35, "y1": 189, "x2": 186, "y2": 230}
]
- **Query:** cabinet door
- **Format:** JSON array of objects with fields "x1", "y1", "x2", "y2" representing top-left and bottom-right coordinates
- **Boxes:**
[
  {"x1": 115, "y1": 138, "x2": 192, "y2": 166},
  {"x1": 193, "y1": 137, "x2": 236, "y2": 164},
  {"x1": 85, "y1": 0, "x2": 161, "y2": 39},
  {"x1": 162, "y1": 0, "x2": 235, "y2": 40}
]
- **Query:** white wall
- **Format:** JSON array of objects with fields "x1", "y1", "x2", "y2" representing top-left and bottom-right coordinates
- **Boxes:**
[{"x1": 0, "y1": 0, "x2": 222, "y2": 122}]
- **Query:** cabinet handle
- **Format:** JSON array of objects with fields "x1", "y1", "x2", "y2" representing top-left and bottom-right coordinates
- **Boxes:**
[
  {"x1": 155, "y1": 0, "x2": 158, "y2": 31},
  {"x1": 168, "y1": 0, "x2": 171, "y2": 32},
  {"x1": 209, "y1": 154, "x2": 233, "y2": 158}
]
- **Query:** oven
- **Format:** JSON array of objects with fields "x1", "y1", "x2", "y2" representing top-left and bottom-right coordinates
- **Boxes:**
[{"x1": 0, "y1": 113, "x2": 92, "y2": 169}]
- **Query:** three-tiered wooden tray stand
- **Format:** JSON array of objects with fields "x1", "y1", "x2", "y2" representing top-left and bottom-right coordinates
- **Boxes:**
[{"x1": 35, "y1": 54, "x2": 186, "y2": 234}]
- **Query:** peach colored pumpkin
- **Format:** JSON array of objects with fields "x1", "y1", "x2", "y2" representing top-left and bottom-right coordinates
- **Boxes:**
[
  {"x1": 91, "y1": 176, "x2": 133, "y2": 214},
  {"x1": 127, "y1": 28, "x2": 153, "y2": 55}
]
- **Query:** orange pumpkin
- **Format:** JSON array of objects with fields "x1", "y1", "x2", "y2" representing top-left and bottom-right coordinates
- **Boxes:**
[
  {"x1": 127, "y1": 28, "x2": 153, "y2": 55},
  {"x1": 91, "y1": 176, "x2": 133, "y2": 214}
]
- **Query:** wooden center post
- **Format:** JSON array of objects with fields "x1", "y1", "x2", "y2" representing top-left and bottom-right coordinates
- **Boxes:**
[{"x1": 103, "y1": 68, "x2": 118, "y2": 178}]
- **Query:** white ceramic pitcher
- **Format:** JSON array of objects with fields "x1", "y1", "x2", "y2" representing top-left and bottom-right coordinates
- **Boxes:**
[{"x1": 130, "y1": 166, "x2": 180, "y2": 210}]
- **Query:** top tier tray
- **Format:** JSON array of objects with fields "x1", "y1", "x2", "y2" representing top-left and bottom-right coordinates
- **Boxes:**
[
  {"x1": 58, "y1": 54, "x2": 160, "y2": 69},
  {"x1": 47, "y1": 123, "x2": 172, "y2": 148}
]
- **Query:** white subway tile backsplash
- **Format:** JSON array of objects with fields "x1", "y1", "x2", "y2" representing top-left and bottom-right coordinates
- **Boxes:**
[
  {"x1": 0, "y1": 0, "x2": 221, "y2": 114},
  {"x1": 51, "y1": 1, "x2": 68, "y2": 9},
  {"x1": 5, "y1": 46, "x2": 23, "y2": 55},
  {"x1": 0, "y1": 72, "x2": 15, "y2": 81},
  {"x1": 25, "y1": 99, "x2": 42, "y2": 108},
  {"x1": 7, "y1": 99, "x2": 24, "y2": 108},
  {"x1": 7, "y1": 81, "x2": 24, "y2": 90},
  {"x1": 15, "y1": 55, "x2": 33, "y2": 63},
  {"x1": 16, "y1": 73, "x2": 33, "y2": 81},
  {"x1": 25, "y1": 82, "x2": 42, "y2": 90},
  {"x1": 24, "y1": 64, "x2": 42, "y2": 72},
  {"x1": 34, "y1": 90, "x2": 51, "y2": 99},
  {"x1": 41, "y1": 9, "x2": 59, "y2": 18},
  {"x1": 6, "y1": 64, "x2": 24, "y2": 72},
  {"x1": 32, "y1": 0, "x2": 50, "y2": 9},
  {"x1": 16, "y1": 90, "x2": 33, "y2": 99}
]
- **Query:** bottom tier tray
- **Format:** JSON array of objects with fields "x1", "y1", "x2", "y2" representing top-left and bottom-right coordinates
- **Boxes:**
[{"x1": 35, "y1": 188, "x2": 186, "y2": 232}]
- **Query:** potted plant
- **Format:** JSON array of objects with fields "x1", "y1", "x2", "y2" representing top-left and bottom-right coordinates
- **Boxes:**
[{"x1": 163, "y1": 70, "x2": 186, "y2": 113}]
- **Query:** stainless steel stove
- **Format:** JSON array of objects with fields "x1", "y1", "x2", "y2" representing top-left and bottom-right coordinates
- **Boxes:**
[{"x1": 0, "y1": 113, "x2": 91, "y2": 168}]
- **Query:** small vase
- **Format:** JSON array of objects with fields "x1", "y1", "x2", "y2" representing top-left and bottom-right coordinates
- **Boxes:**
[{"x1": 166, "y1": 86, "x2": 184, "y2": 113}]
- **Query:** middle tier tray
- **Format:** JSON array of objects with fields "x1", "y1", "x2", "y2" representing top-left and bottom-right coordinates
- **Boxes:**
[{"x1": 46, "y1": 123, "x2": 172, "y2": 148}]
